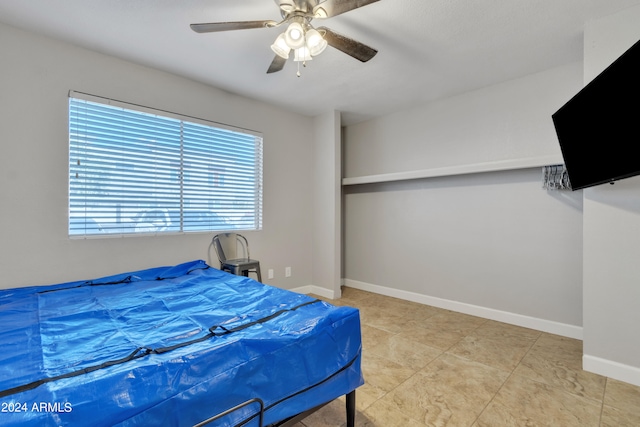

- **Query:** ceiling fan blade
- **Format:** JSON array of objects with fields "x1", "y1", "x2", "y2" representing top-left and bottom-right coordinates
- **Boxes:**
[
  {"x1": 190, "y1": 20, "x2": 277, "y2": 33},
  {"x1": 313, "y1": 0, "x2": 380, "y2": 18},
  {"x1": 317, "y1": 27, "x2": 378, "y2": 62},
  {"x1": 267, "y1": 55, "x2": 287, "y2": 74}
]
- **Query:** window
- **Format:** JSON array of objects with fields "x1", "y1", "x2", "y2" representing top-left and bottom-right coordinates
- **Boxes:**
[{"x1": 69, "y1": 92, "x2": 263, "y2": 237}]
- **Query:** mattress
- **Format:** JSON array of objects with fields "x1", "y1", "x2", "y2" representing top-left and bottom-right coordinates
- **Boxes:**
[{"x1": 0, "y1": 260, "x2": 363, "y2": 426}]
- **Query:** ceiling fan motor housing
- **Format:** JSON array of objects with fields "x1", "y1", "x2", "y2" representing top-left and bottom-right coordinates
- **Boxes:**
[{"x1": 276, "y1": 0, "x2": 313, "y2": 16}]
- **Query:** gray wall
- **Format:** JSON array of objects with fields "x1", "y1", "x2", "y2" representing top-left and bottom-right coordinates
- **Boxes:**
[
  {"x1": 312, "y1": 111, "x2": 342, "y2": 298},
  {"x1": 0, "y1": 22, "x2": 315, "y2": 290},
  {"x1": 342, "y1": 64, "x2": 585, "y2": 337},
  {"x1": 582, "y1": 4, "x2": 640, "y2": 387}
]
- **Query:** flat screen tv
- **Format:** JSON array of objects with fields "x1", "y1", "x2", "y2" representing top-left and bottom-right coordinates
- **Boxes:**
[{"x1": 552, "y1": 38, "x2": 640, "y2": 190}]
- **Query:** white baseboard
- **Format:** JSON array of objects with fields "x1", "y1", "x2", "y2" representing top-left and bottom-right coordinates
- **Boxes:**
[
  {"x1": 290, "y1": 285, "x2": 337, "y2": 300},
  {"x1": 343, "y1": 279, "x2": 583, "y2": 340},
  {"x1": 583, "y1": 355, "x2": 640, "y2": 387},
  {"x1": 295, "y1": 279, "x2": 640, "y2": 387}
]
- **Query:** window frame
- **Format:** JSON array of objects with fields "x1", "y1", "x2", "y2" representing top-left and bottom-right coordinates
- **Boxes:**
[{"x1": 68, "y1": 91, "x2": 263, "y2": 238}]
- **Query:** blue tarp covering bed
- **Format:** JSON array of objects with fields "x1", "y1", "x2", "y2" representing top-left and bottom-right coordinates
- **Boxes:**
[{"x1": 0, "y1": 260, "x2": 363, "y2": 426}]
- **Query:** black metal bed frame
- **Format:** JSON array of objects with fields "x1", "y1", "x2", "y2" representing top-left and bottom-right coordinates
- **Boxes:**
[{"x1": 194, "y1": 390, "x2": 356, "y2": 427}]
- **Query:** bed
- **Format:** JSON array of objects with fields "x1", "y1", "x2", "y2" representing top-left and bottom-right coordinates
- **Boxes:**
[{"x1": 0, "y1": 260, "x2": 363, "y2": 426}]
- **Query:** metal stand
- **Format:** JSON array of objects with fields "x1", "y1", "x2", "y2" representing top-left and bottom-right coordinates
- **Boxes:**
[
  {"x1": 194, "y1": 398, "x2": 264, "y2": 427},
  {"x1": 271, "y1": 390, "x2": 356, "y2": 427},
  {"x1": 193, "y1": 390, "x2": 356, "y2": 427},
  {"x1": 346, "y1": 390, "x2": 356, "y2": 427}
]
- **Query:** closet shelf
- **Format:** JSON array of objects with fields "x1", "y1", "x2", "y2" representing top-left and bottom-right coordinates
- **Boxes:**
[{"x1": 342, "y1": 155, "x2": 563, "y2": 186}]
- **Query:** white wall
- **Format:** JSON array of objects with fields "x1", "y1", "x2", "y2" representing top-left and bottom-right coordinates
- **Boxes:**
[
  {"x1": 0, "y1": 22, "x2": 315, "y2": 290},
  {"x1": 342, "y1": 64, "x2": 585, "y2": 337},
  {"x1": 582, "y1": 4, "x2": 640, "y2": 386}
]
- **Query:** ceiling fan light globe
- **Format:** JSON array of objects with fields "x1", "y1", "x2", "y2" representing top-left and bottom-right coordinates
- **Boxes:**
[
  {"x1": 284, "y1": 22, "x2": 305, "y2": 49},
  {"x1": 306, "y1": 29, "x2": 328, "y2": 56},
  {"x1": 294, "y1": 46, "x2": 313, "y2": 62},
  {"x1": 309, "y1": 39, "x2": 328, "y2": 56},
  {"x1": 271, "y1": 33, "x2": 291, "y2": 59}
]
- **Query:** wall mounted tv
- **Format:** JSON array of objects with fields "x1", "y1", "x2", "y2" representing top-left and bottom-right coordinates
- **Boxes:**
[{"x1": 552, "y1": 38, "x2": 640, "y2": 191}]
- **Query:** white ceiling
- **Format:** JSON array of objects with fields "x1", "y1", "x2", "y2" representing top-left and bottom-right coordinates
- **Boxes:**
[{"x1": 0, "y1": 0, "x2": 638, "y2": 125}]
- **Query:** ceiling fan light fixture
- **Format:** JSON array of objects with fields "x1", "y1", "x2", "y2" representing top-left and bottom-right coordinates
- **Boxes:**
[
  {"x1": 305, "y1": 28, "x2": 327, "y2": 56},
  {"x1": 284, "y1": 22, "x2": 305, "y2": 49},
  {"x1": 271, "y1": 33, "x2": 291, "y2": 59},
  {"x1": 294, "y1": 46, "x2": 312, "y2": 62}
]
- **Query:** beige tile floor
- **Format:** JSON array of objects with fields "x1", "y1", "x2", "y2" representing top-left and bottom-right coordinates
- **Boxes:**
[{"x1": 294, "y1": 287, "x2": 640, "y2": 427}]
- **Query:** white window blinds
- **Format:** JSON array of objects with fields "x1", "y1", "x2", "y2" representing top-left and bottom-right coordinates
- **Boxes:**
[{"x1": 69, "y1": 92, "x2": 263, "y2": 237}]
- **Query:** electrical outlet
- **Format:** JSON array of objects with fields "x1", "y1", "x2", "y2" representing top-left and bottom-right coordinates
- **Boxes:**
[
  {"x1": 285, "y1": 267, "x2": 291, "y2": 277},
  {"x1": 268, "y1": 269, "x2": 274, "y2": 279}
]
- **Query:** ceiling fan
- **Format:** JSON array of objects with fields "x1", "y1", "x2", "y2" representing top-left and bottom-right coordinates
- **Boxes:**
[{"x1": 190, "y1": 0, "x2": 380, "y2": 75}]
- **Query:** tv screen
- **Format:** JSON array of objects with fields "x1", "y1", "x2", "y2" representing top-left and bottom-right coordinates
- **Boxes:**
[{"x1": 552, "y1": 38, "x2": 640, "y2": 190}]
